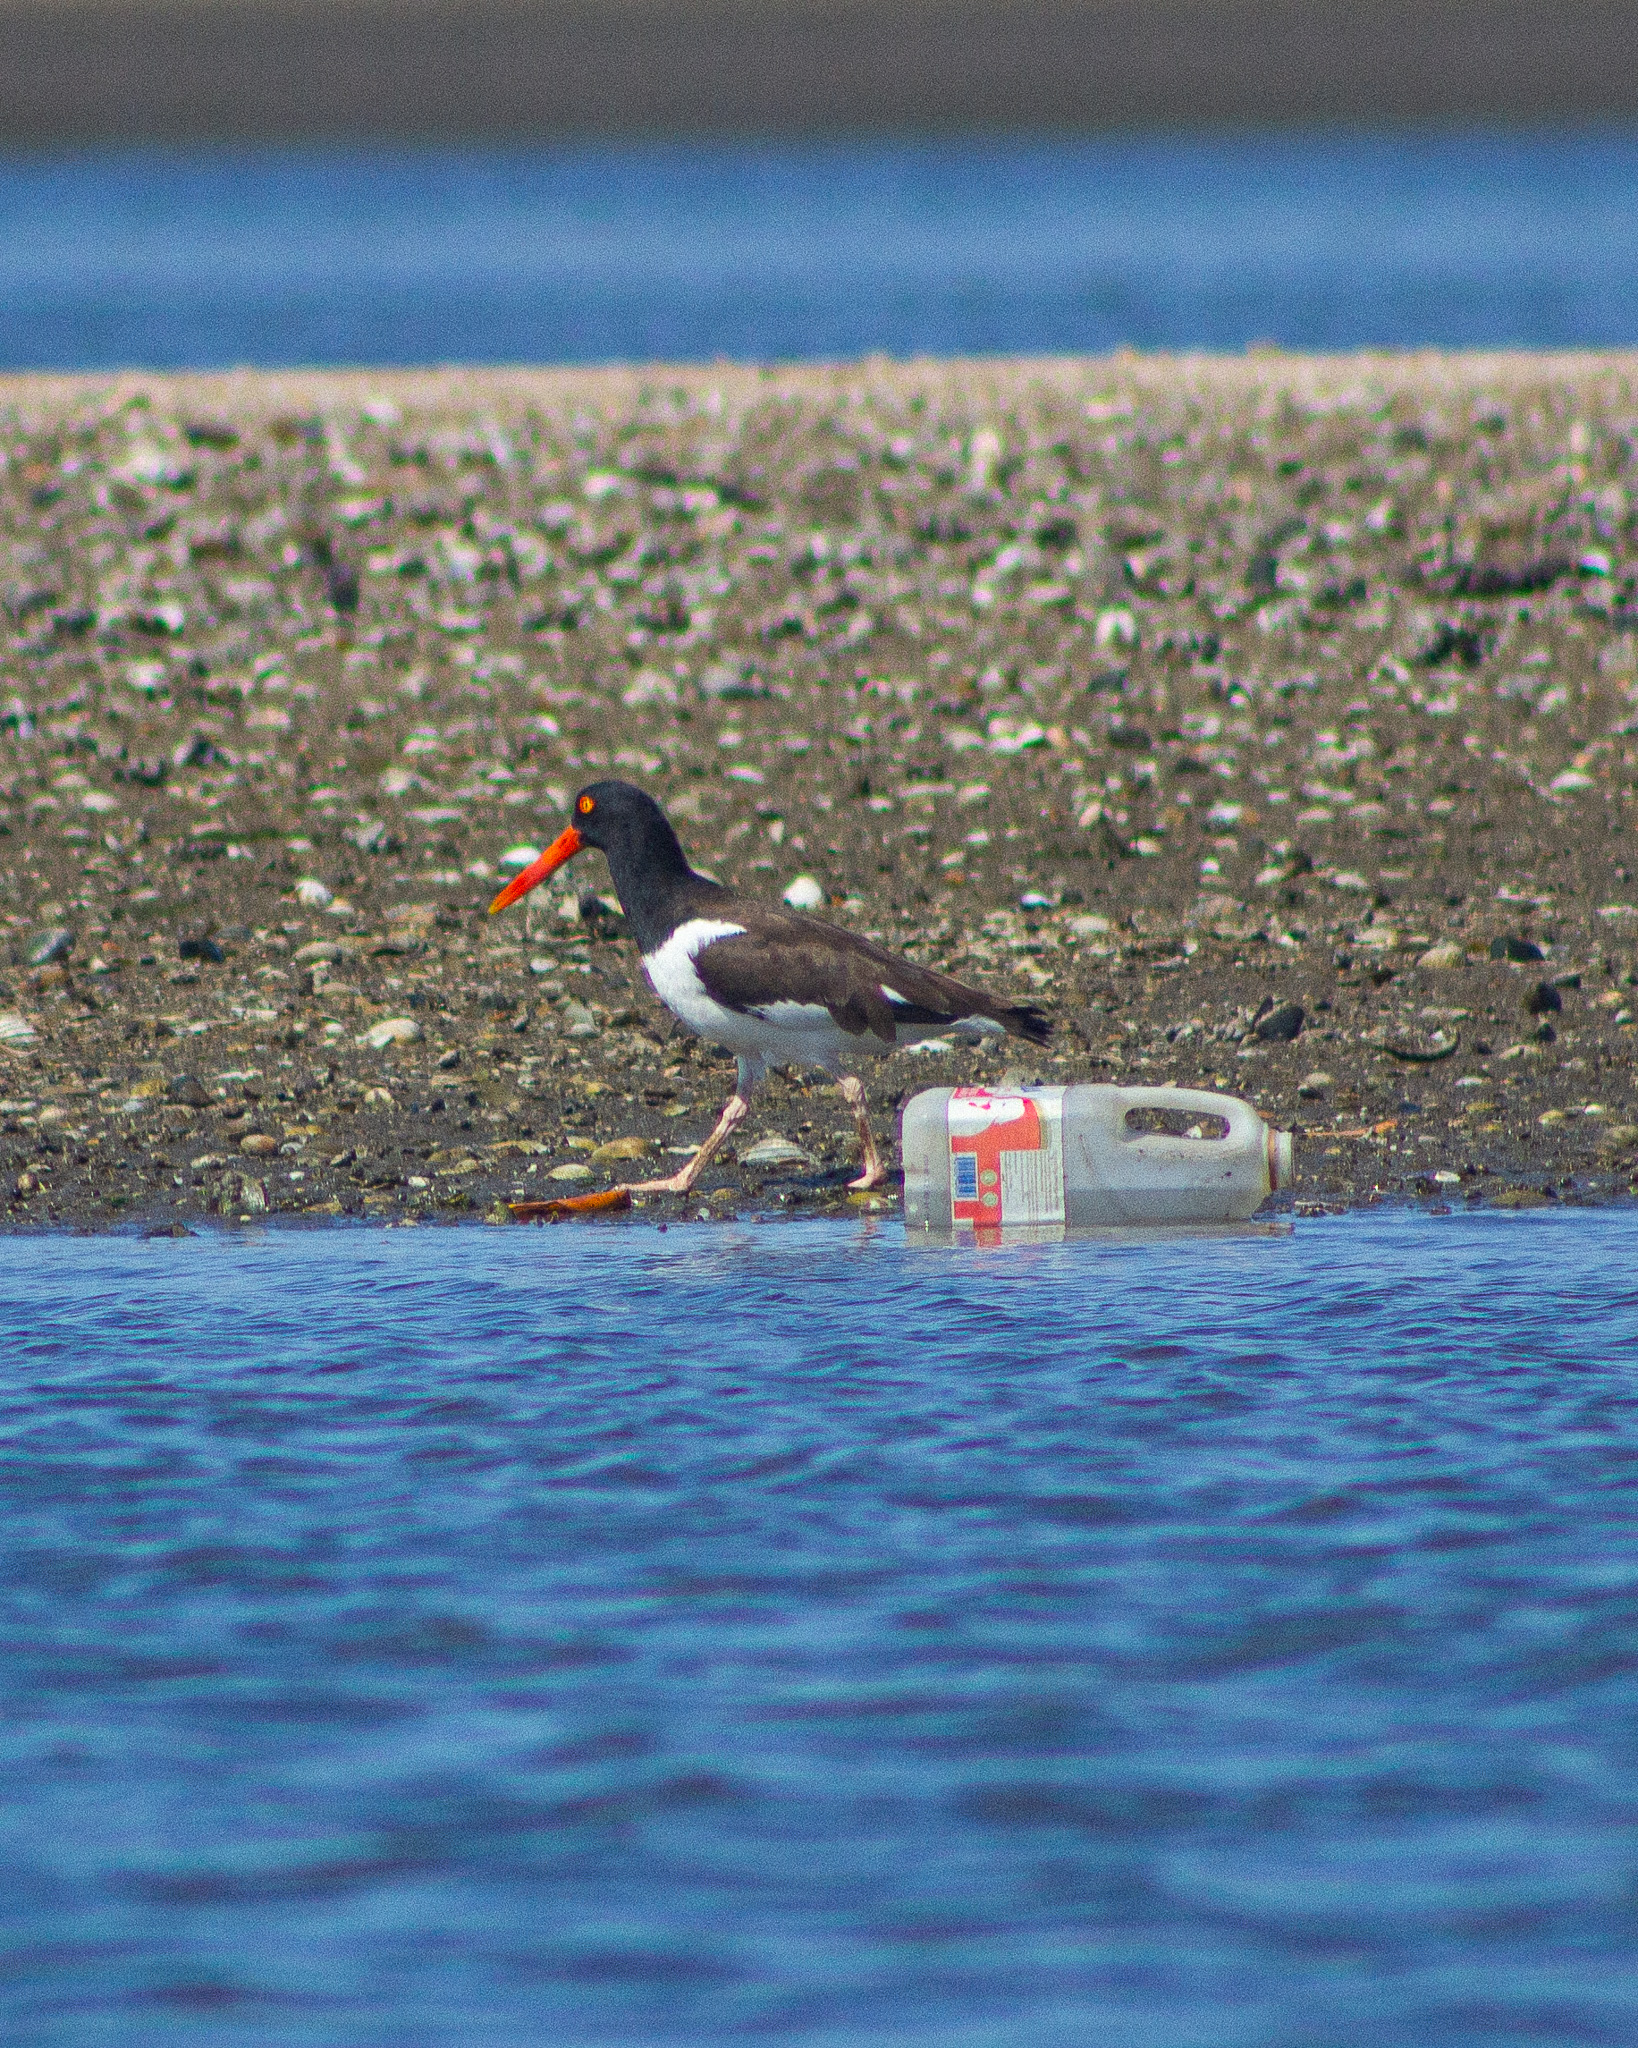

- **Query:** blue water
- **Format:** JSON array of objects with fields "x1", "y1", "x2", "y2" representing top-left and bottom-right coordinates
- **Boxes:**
[
  {"x1": 4, "y1": 130, "x2": 1638, "y2": 370},
  {"x1": 3, "y1": 1210, "x2": 1637, "y2": 2046}
]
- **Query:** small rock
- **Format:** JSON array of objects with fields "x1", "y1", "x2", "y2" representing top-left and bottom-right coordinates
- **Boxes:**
[
  {"x1": 358, "y1": 1017, "x2": 422, "y2": 1049},
  {"x1": 430, "y1": 1152, "x2": 481, "y2": 1175},
  {"x1": 27, "y1": 928, "x2": 74, "y2": 967},
  {"x1": 293, "y1": 941, "x2": 347, "y2": 964},
  {"x1": 178, "y1": 934, "x2": 225, "y2": 963},
  {"x1": 1491, "y1": 1187, "x2": 1552, "y2": 1209},
  {"x1": 561, "y1": 1002, "x2": 598, "y2": 1038},
  {"x1": 782, "y1": 875, "x2": 826, "y2": 910},
  {"x1": 622, "y1": 668, "x2": 679, "y2": 708},
  {"x1": 436, "y1": 1048, "x2": 461, "y2": 1070},
  {"x1": 740, "y1": 1136, "x2": 816, "y2": 1169},
  {"x1": 1254, "y1": 1002, "x2": 1305, "y2": 1043},
  {"x1": 1524, "y1": 980, "x2": 1562, "y2": 1015},
  {"x1": 239, "y1": 1133, "x2": 279, "y2": 1155},
  {"x1": 548, "y1": 1161, "x2": 593, "y2": 1181},
  {"x1": 1490, "y1": 935, "x2": 1545, "y2": 962},
  {"x1": 499, "y1": 844, "x2": 541, "y2": 870},
  {"x1": 1297, "y1": 1071, "x2": 1333, "y2": 1098},
  {"x1": 295, "y1": 878, "x2": 334, "y2": 908},
  {"x1": 0, "y1": 1012, "x2": 38, "y2": 1051},
  {"x1": 1432, "y1": 1169, "x2": 1461, "y2": 1185},
  {"x1": 1417, "y1": 941, "x2": 1464, "y2": 969},
  {"x1": 588, "y1": 1135, "x2": 656, "y2": 1164},
  {"x1": 167, "y1": 1075, "x2": 211, "y2": 1107},
  {"x1": 698, "y1": 659, "x2": 766, "y2": 700}
]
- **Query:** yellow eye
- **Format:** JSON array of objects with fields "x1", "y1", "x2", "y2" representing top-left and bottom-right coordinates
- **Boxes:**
[{"x1": 578, "y1": 795, "x2": 594, "y2": 816}]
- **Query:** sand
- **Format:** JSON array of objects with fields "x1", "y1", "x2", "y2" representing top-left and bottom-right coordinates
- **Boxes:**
[{"x1": 2, "y1": 351, "x2": 1636, "y2": 1229}]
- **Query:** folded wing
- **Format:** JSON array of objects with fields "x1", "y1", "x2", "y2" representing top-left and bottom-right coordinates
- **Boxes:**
[{"x1": 693, "y1": 911, "x2": 1051, "y2": 1047}]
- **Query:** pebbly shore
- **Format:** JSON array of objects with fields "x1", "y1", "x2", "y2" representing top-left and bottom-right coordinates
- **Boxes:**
[{"x1": 2, "y1": 354, "x2": 1637, "y2": 1231}]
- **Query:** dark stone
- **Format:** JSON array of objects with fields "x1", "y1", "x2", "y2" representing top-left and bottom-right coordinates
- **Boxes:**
[
  {"x1": 1417, "y1": 624, "x2": 1487, "y2": 668},
  {"x1": 578, "y1": 889, "x2": 625, "y2": 928},
  {"x1": 1451, "y1": 554, "x2": 1571, "y2": 597},
  {"x1": 1533, "y1": 1019, "x2": 1558, "y2": 1043},
  {"x1": 1253, "y1": 1001, "x2": 1305, "y2": 1042},
  {"x1": 177, "y1": 935, "x2": 225, "y2": 963},
  {"x1": 1106, "y1": 720, "x2": 1152, "y2": 749},
  {"x1": 167, "y1": 1075, "x2": 212, "y2": 1107},
  {"x1": 1490, "y1": 935, "x2": 1545, "y2": 962},
  {"x1": 1524, "y1": 980, "x2": 1562, "y2": 1015},
  {"x1": 27, "y1": 928, "x2": 74, "y2": 966}
]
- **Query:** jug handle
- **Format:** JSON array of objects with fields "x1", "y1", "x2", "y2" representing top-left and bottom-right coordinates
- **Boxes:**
[{"x1": 1113, "y1": 1085, "x2": 1261, "y2": 1144}]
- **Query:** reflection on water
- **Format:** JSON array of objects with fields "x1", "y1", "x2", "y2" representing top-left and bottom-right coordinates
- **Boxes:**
[
  {"x1": 3, "y1": 129, "x2": 1637, "y2": 368},
  {"x1": 2, "y1": 1210, "x2": 1637, "y2": 2044}
]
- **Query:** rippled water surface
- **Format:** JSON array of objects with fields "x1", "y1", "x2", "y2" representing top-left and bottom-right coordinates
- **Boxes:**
[
  {"x1": 3, "y1": 1210, "x2": 1637, "y2": 2046},
  {"x1": 4, "y1": 130, "x2": 1638, "y2": 368}
]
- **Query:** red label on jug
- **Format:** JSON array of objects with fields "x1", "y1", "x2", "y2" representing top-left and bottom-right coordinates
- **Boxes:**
[{"x1": 947, "y1": 1087, "x2": 1066, "y2": 1228}]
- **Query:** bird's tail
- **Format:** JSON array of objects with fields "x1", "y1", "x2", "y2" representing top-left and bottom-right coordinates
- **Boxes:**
[{"x1": 998, "y1": 1001, "x2": 1052, "y2": 1046}]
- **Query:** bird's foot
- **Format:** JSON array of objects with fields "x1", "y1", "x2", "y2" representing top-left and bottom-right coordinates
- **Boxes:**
[
  {"x1": 846, "y1": 1162, "x2": 888, "y2": 1192},
  {"x1": 626, "y1": 1173, "x2": 696, "y2": 1196}
]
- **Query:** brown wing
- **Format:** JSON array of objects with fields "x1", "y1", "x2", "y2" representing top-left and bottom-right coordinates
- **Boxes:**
[{"x1": 694, "y1": 907, "x2": 1051, "y2": 1047}]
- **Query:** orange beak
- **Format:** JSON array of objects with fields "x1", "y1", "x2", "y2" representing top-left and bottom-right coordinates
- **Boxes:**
[{"x1": 488, "y1": 824, "x2": 583, "y2": 914}]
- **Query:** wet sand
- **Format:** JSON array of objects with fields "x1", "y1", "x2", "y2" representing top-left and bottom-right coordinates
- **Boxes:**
[{"x1": 2, "y1": 353, "x2": 1636, "y2": 1229}]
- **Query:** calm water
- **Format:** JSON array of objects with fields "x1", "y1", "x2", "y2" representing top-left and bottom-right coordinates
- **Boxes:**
[
  {"x1": 2, "y1": 1210, "x2": 1636, "y2": 2046},
  {"x1": 3, "y1": 130, "x2": 1638, "y2": 370}
]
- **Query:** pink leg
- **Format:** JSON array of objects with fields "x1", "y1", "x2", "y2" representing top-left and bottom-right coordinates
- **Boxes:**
[
  {"x1": 839, "y1": 1075, "x2": 886, "y2": 1190},
  {"x1": 627, "y1": 1091, "x2": 750, "y2": 1196}
]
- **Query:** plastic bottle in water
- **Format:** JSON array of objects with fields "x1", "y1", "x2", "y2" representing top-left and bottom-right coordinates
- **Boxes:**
[{"x1": 901, "y1": 1084, "x2": 1294, "y2": 1232}]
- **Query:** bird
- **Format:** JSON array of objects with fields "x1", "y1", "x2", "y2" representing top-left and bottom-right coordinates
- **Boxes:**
[{"x1": 489, "y1": 780, "x2": 1051, "y2": 1195}]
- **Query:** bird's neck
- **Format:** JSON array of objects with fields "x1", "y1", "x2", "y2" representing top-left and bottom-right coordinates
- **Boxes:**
[{"x1": 601, "y1": 819, "x2": 727, "y2": 953}]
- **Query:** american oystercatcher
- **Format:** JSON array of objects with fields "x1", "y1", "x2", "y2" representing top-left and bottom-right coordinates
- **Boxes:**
[{"x1": 490, "y1": 780, "x2": 1051, "y2": 1193}]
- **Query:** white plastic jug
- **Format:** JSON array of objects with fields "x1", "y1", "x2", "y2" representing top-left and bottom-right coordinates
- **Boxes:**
[{"x1": 901, "y1": 1084, "x2": 1294, "y2": 1232}]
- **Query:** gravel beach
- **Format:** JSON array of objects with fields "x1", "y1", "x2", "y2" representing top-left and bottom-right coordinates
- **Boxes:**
[{"x1": 2, "y1": 355, "x2": 1636, "y2": 1230}]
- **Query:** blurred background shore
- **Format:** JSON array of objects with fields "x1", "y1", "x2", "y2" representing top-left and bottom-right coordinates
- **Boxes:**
[{"x1": 3, "y1": 0, "x2": 1635, "y2": 143}]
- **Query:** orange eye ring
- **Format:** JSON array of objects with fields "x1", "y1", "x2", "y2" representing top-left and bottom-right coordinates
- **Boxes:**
[{"x1": 577, "y1": 795, "x2": 595, "y2": 815}]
